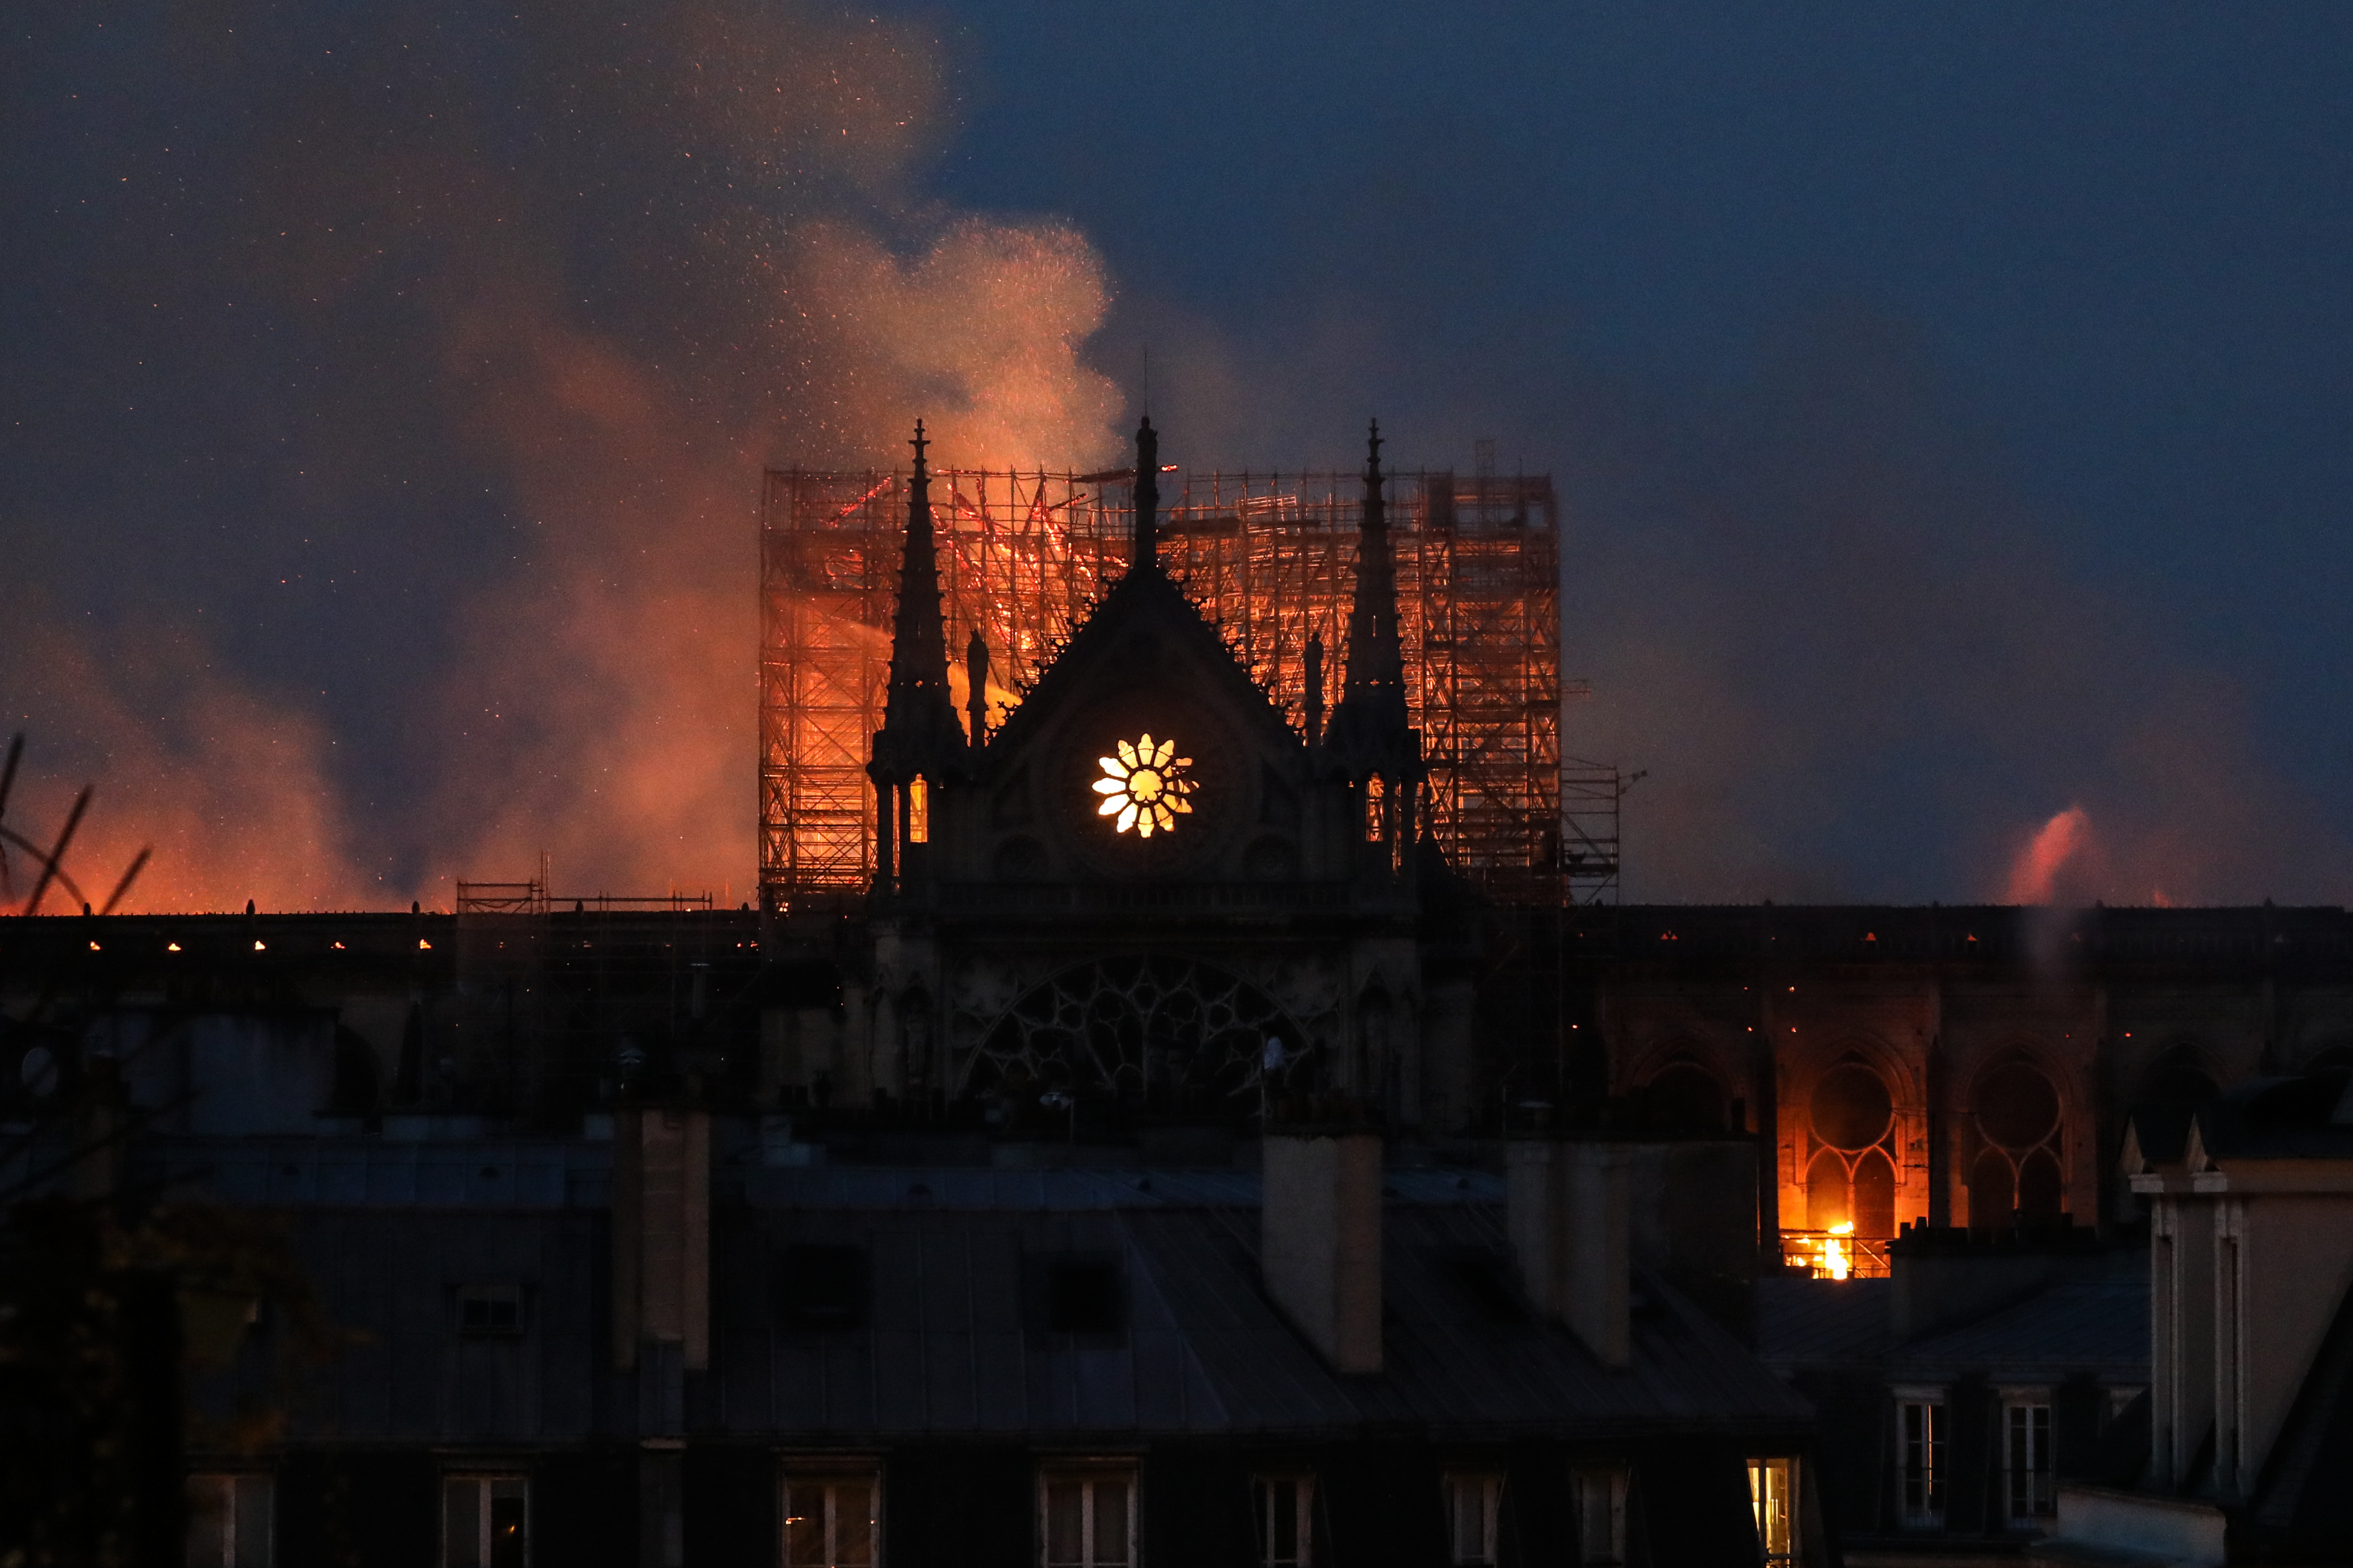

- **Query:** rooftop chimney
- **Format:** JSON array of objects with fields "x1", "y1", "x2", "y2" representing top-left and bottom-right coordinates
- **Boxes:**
[
  {"x1": 1262, "y1": 1128, "x2": 1383, "y2": 1374},
  {"x1": 1508, "y1": 1138, "x2": 1630, "y2": 1368},
  {"x1": 612, "y1": 1106, "x2": 711, "y2": 1373}
]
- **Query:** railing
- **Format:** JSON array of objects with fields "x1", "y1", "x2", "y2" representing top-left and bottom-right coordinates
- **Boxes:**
[
  {"x1": 456, "y1": 881, "x2": 715, "y2": 916},
  {"x1": 1780, "y1": 1228, "x2": 1892, "y2": 1280}
]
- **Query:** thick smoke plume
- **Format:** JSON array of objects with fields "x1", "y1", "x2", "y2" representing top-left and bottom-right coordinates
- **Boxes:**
[
  {"x1": 2, "y1": 0, "x2": 1120, "y2": 910},
  {"x1": 5, "y1": 612, "x2": 357, "y2": 913},
  {"x1": 7, "y1": 8, "x2": 2341, "y2": 911}
]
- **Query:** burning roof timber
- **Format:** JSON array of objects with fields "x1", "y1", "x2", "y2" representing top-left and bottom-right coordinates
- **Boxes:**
[{"x1": 759, "y1": 466, "x2": 1566, "y2": 906}]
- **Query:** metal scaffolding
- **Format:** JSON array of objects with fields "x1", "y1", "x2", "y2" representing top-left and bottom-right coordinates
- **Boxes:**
[{"x1": 760, "y1": 467, "x2": 1564, "y2": 906}]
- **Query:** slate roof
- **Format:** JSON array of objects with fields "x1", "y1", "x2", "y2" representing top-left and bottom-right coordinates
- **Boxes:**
[
  {"x1": 1885, "y1": 1276, "x2": 2148, "y2": 1385},
  {"x1": 1756, "y1": 1270, "x2": 2147, "y2": 1386},
  {"x1": 185, "y1": 1148, "x2": 1812, "y2": 1447},
  {"x1": 141, "y1": 1135, "x2": 596, "y2": 1208},
  {"x1": 1754, "y1": 1277, "x2": 1893, "y2": 1367},
  {"x1": 738, "y1": 1165, "x2": 1502, "y2": 1211},
  {"x1": 713, "y1": 1198, "x2": 1813, "y2": 1441}
]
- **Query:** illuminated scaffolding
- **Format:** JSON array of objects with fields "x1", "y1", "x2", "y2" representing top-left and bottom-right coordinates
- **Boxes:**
[{"x1": 760, "y1": 467, "x2": 1566, "y2": 905}]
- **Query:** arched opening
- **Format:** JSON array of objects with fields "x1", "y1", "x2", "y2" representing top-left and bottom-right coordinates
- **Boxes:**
[
  {"x1": 2018, "y1": 1148, "x2": 2063, "y2": 1220},
  {"x1": 1852, "y1": 1147, "x2": 1897, "y2": 1238},
  {"x1": 1806, "y1": 1148, "x2": 1851, "y2": 1231},
  {"x1": 1795, "y1": 1055, "x2": 1902, "y2": 1275},
  {"x1": 1969, "y1": 1056, "x2": 2067, "y2": 1229},
  {"x1": 906, "y1": 775, "x2": 931, "y2": 844},
  {"x1": 1969, "y1": 1147, "x2": 2017, "y2": 1225},
  {"x1": 1647, "y1": 1059, "x2": 1728, "y2": 1133}
]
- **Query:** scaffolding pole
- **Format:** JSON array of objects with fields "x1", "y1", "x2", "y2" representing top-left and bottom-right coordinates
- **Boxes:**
[{"x1": 760, "y1": 467, "x2": 1566, "y2": 906}]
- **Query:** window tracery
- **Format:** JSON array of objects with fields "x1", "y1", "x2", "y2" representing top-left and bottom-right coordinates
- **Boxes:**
[
  {"x1": 1805, "y1": 1057, "x2": 1899, "y2": 1240},
  {"x1": 1968, "y1": 1057, "x2": 2066, "y2": 1225},
  {"x1": 964, "y1": 956, "x2": 1313, "y2": 1108}
]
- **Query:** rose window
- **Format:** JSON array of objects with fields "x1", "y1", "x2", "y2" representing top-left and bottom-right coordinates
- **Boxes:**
[{"x1": 1092, "y1": 733, "x2": 1195, "y2": 837}]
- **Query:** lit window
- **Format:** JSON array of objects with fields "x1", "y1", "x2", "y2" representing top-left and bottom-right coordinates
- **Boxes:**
[
  {"x1": 1363, "y1": 775, "x2": 1385, "y2": 841},
  {"x1": 1253, "y1": 1475, "x2": 1313, "y2": 1568},
  {"x1": 1747, "y1": 1459, "x2": 1795, "y2": 1567},
  {"x1": 783, "y1": 1468, "x2": 880, "y2": 1568},
  {"x1": 1442, "y1": 1472, "x2": 1504, "y2": 1567},
  {"x1": 1571, "y1": 1467, "x2": 1627, "y2": 1566},
  {"x1": 453, "y1": 1284, "x2": 525, "y2": 1336},
  {"x1": 1040, "y1": 1467, "x2": 1135, "y2": 1568},
  {"x1": 1092, "y1": 734, "x2": 1195, "y2": 838},
  {"x1": 2003, "y1": 1396, "x2": 2053, "y2": 1525},
  {"x1": 443, "y1": 1475, "x2": 528, "y2": 1568},
  {"x1": 906, "y1": 777, "x2": 929, "y2": 845},
  {"x1": 187, "y1": 1473, "x2": 273, "y2": 1568},
  {"x1": 1897, "y1": 1396, "x2": 1945, "y2": 1527}
]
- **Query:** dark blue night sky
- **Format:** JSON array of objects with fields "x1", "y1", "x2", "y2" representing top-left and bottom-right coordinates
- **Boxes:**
[{"x1": 5, "y1": 2, "x2": 2350, "y2": 907}]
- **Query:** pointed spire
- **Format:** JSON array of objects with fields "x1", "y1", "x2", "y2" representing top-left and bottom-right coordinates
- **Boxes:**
[
  {"x1": 1332, "y1": 419, "x2": 1410, "y2": 751},
  {"x1": 874, "y1": 419, "x2": 966, "y2": 780},
  {"x1": 1131, "y1": 415, "x2": 1159, "y2": 573}
]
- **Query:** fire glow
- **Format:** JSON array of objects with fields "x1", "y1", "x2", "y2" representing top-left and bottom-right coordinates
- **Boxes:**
[{"x1": 2003, "y1": 805, "x2": 2093, "y2": 904}]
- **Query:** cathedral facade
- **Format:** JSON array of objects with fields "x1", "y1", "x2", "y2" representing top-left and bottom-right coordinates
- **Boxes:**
[{"x1": 781, "y1": 417, "x2": 1479, "y2": 1139}]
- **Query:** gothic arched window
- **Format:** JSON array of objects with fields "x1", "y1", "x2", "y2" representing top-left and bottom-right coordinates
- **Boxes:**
[
  {"x1": 1969, "y1": 1057, "x2": 2066, "y2": 1227},
  {"x1": 1805, "y1": 1057, "x2": 1898, "y2": 1238}
]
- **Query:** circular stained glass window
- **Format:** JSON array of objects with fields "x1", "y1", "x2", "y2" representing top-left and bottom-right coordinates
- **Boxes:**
[{"x1": 1091, "y1": 733, "x2": 1196, "y2": 838}]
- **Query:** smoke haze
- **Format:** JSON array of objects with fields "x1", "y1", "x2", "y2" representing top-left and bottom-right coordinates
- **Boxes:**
[
  {"x1": 5, "y1": 3, "x2": 2348, "y2": 911},
  {"x1": 2, "y1": 0, "x2": 1119, "y2": 910}
]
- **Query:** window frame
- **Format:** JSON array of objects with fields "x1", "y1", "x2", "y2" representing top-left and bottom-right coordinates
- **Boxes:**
[
  {"x1": 780, "y1": 1461, "x2": 883, "y2": 1568},
  {"x1": 186, "y1": 1471, "x2": 274, "y2": 1568},
  {"x1": 1892, "y1": 1387, "x2": 1946, "y2": 1529},
  {"x1": 452, "y1": 1283, "x2": 527, "y2": 1337},
  {"x1": 1250, "y1": 1473, "x2": 1314, "y2": 1568},
  {"x1": 1037, "y1": 1463, "x2": 1138, "y2": 1568},
  {"x1": 1999, "y1": 1390, "x2": 2055, "y2": 1526},
  {"x1": 1570, "y1": 1465, "x2": 1628, "y2": 1567},
  {"x1": 441, "y1": 1472, "x2": 530, "y2": 1568},
  {"x1": 1441, "y1": 1471, "x2": 1505, "y2": 1568},
  {"x1": 1747, "y1": 1457, "x2": 1797, "y2": 1568}
]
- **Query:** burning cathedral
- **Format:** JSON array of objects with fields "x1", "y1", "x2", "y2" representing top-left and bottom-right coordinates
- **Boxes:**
[
  {"x1": 833, "y1": 415, "x2": 1473, "y2": 1136},
  {"x1": 18, "y1": 417, "x2": 2353, "y2": 1565}
]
